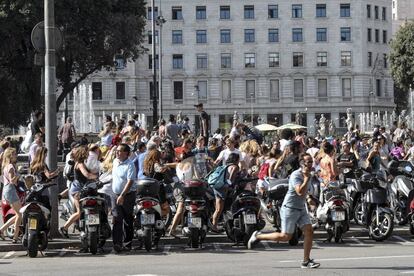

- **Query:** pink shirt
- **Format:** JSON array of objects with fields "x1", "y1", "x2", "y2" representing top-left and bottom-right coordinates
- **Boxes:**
[{"x1": 3, "y1": 164, "x2": 16, "y2": 185}]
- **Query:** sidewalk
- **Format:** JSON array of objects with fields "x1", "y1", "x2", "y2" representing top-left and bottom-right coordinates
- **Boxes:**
[{"x1": 0, "y1": 226, "x2": 408, "y2": 252}]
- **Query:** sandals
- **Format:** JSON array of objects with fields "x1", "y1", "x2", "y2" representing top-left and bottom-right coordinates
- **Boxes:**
[
  {"x1": 0, "y1": 232, "x2": 6, "y2": 241},
  {"x1": 11, "y1": 238, "x2": 19, "y2": 244},
  {"x1": 59, "y1": 227, "x2": 70, "y2": 238}
]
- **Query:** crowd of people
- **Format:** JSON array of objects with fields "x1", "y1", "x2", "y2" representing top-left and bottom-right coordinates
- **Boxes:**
[{"x1": 2, "y1": 104, "x2": 414, "y2": 268}]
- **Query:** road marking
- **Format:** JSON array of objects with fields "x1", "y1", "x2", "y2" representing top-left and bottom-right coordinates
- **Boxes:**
[
  {"x1": 163, "y1": 245, "x2": 171, "y2": 254},
  {"x1": 280, "y1": 254, "x2": 414, "y2": 263},
  {"x1": 2, "y1": 251, "x2": 15, "y2": 259},
  {"x1": 213, "y1": 243, "x2": 221, "y2": 251},
  {"x1": 401, "y1": 271, "x2": 414, "y2": 274},
  {"x1": 262, "y1": 241, "x2": 272, "y2": 250},
  {"x1": 392, "y1": 235, "x2": 413, "y2": 245},
  {"x1": 350, "y1": 237, "x2": 365, "y2": 245}
]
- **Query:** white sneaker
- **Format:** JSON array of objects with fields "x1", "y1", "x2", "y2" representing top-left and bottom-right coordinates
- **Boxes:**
[{"x1": 247, "y1": 230, "x2": 260, "y2": 249}]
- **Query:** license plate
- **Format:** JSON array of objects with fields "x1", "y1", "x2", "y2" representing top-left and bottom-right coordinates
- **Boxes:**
[
  {"x1": 87, "y1": 214, "x2": 100, "y2": 225},
  {"x1": 332, "y1": 211, "x2": 345, "y2": 221},
  {"x1": 29, "y1": 218, "x2": 37, "y2": 230},
  {"x1": 141, "y1": 213, "x2": 155, "y2": 225},
  {"x1": 245, "y1": 214, "x2": 257, "y2": 224},
  {"x1": 189, "y1": 216, "x2": 202, "y2": 228}
]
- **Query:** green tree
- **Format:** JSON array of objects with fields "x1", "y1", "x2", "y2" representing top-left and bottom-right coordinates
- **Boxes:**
[
  {"x1": 390, "y1": 21, "x2": 414, "y2": 110},
  {"x1": 0, "y1": 0, "x2": 147, "y2": 127}
]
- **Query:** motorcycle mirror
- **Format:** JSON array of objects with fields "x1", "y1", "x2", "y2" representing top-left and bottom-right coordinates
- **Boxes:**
[{"x1": 404, "y1": 166, "x2": 413, "y2": 173}]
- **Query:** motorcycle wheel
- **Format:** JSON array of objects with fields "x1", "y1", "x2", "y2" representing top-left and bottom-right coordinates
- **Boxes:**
[
  {"x1": 89, "y1": 231, "x2": 98, "y2": 255},
  {"x1": 334, "y1": 226, "x2": 342, "y2": 243},
  {"x1": 353, "y1": 198, "x2": 364, "y2": 226},
  {"x1": 143, "y1": 228, "x2": 152, "y2": 252},
  {"x1": 190, "y1": 228, "x2": 200, "y2": 249},
  {"x1": 27, "y1": 231, "x2": 38, "y2": 258},
  {"x1": 5, "y1": 214, "x2": 15, "y2": 239},
  {"x1": 369, "y1": 211, "x2": 394, "y2": 241},
  {"x1": 410, "y1": 217, "x2": 414, "y2": 235},
  {"x1": 288, "y1": 228, "x2": 299, "y2": 246}
]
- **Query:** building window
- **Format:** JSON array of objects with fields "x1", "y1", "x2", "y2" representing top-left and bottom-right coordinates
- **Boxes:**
[
  {"x1": 92, "y1": 82, "x2": 102, "y2": 100},
  {"x1": 292, "y1": 4, "x2": 302, "y2": 18},
  {"x1": 148, "y1": 54, "x2": 159, "y2": 69},
  {"x1": 116, "y1": 82, "x2": 125, "y2": 100},
  {"x1": 147, "y1": 7, "x2": 158, "y2": 20},
  {"x1": 292, "y1": 28, "x2": 303, "y2": 42},
  {"x1": 340, "y1": 4, "x2": 350, "y2": 17},
  {"x1": 196, "y1": 6, "x2": 206, "y2": 20},
  {"x1": 293, "y1": 52, "x2": 303, "y2": 67},
  {"x1": 147, "y1": 30, "x2": 158, "y2": 45},
  {"x1": 197, "y1": 54, "x2": 208, "y2": 69},
  {"x1": 244, "y1": 29, "x2": 255, "y2": 42},
  {"x1": 196, "y1": 30, "x2": 207, "y2": 43},
  {"x1": 376, "y1": 79, "x2": 381, "y2": 97},
  {"x1": 341, "y1": 51, "x2": 351, "y2": 66},
  {"x1": 220, "y1": 29, "x2": 231, "y2": 43},
  {"x1": 383, "y1": 30, "x2": 387, "y2": 43},
  {"x1": 316, "y1": 28, "x2": 327, "y2": 41},
  {"x1": 368, "y1": 52, "x2": 372, "y2": 67},
  {"x1": 317, "y1": 52, "x2": 327, "y2": 67},
  {"x1": 245, "y1": 53, "x2": 255, "y2": 68},
  {"x1": 246, "y1": 80, "x2": 255, "y2": 102},
  {"x1": 294, "y1": 79, "x2": 304, "y2": 101},
  {"x1": 173, "y1": 81, "x2": 183, "y2": 103},
  {"x1": 268, "y1": 5, "x2": 278, "y2": 18},
  {"x1": 269, "y1": 52, "x2": 280, "y2": 67},
  {"x1": 316, "y1": 4, "x2": 326, "y2": 17},
  {"x1": 172, "y1": 6, "x2": 183, "y2": 20},
  {"x1": 149, "y1": 81, "x2": 159, "y2": 102},
  {"x1": 318, "y1": 79, "x2": 328, "y2": 99},
  {"x1": 382, "y1": 7, "x2": 386, "y2": 20},
  {"x1": 342, "y1": 78, "x2": 352, "y2": 97},
  {"x1": 269, "y1": 79, "x2": 279, "y2": 102},
  {"x1": 340, "y1": 27, "x2": 351, "y2": 41},
  {"x1": 367, "y1": 4, "x2": 371, "y2": 18},
  {"x1": 172, "y1": 30, "x2": 182, "y2": 44},
  {"x1": 173, "y1": 54, "x2": 183, "y2": 69},
  {"x1": 383, "y1": 53, "x2": 388, "y2": 68},
  {"x1": 375, "y1": 29, "x2": 379, "y2": 43},
  {"x1": 375, "y1": 6, "x2": 379, "y2": 19},
  {"x1": 367, "y1": 28, "x2": 372, "y2": 42},
  {"x1": 268, "y1": 29, "x2": 279, "y2": 42},
  {"x1": 220, "y1": 6, "x2": 230, "y2": 19},
  {"x1": 221, "y1": 53, "x2": 231, "y2": 69},
  {"x1": 197, "y1": 81, "x2": 207, "y2": 102},
  {"x1": 244, "y1": 5, "x2": 254, "y2": 19},
  {"x1": 222, "y1": 80, "x2": 231, "y2": 103}
]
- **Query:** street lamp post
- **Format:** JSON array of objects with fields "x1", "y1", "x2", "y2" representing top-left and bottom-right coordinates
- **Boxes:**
[
  {"x1": 44, "y1": 0, "x2": 59, "y2": 237},
  {"x1": 156, "y1": 14, "x2": 166, "y2": 120},
  {"x1": 151, "y1": 0, "x2": 158, "y2": 127},
  {"x1": 250, "y1": 92, "x2": 254, "y2": 126}
]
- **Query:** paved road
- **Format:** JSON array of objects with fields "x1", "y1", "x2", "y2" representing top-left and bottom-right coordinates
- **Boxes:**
[{"x1": 1, "y1": 234, "x2": 414, "y2": 276}]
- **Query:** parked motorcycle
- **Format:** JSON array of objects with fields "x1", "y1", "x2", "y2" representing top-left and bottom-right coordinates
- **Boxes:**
[
  {"x1": 316, "y1": 181, "x2": 350, "y2": 243},
  {"x1": 182, "y1": 179, "x2": 208, "y2": 248},
  {"x1": 20, "y1": 182, "x2": 55, "y2": 257},
  {"x1": 134, "y1": 179, "x2": 165, "y2": 251},
  {"x1": 355, "y1": 170, "x2": 394, "y2": 241},
  {"x1": 78, "y1": 181, "x2": 111, "y2": 254},
  {"x1": 387, "y1": 160, "x2": 414, "y2": 234},
  {"x1": 223, "y1": 178, "x2": 265, "y2": 246}
]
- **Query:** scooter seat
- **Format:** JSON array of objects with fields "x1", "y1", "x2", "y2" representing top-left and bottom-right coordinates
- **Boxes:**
[{"x1": 267, "y1": 178, "x2": 288, "y2": 190}]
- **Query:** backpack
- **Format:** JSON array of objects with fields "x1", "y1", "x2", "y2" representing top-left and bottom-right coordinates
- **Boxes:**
[
  {"x1": 63, "y1": 160, "x2": 75, "y2": 182},
  {"x1": 207, "y1": 165, "x2": 230, "y2": 190},
  {"x1": 258, "y1": 162, "x2": 270, "y2": 180}
]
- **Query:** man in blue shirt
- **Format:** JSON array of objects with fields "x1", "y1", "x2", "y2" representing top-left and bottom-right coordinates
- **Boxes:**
[
  {"x1": 112, "y1": 143, "x2": 137, "y2": 252},
  {"x1": 248, "y1": 153, "x2": 320, "y2": 269}
]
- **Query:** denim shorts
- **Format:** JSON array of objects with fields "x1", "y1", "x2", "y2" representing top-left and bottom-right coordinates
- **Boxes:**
[
  {"x1": 280, "y1": 206, "x2": 311, "y2": 234},
  {"x1": 213, "y1": 185, "x2": 228, "y2": 200},
  {"x1": 2, "y1": 184, "x2": 19, "y2": 204}
]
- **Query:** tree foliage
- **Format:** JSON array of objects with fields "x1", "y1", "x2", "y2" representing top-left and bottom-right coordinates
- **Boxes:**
[
  {"x1": 0, "y1": 0, "x2": 147, "y2": 127},
  {"x1": 390, "y1": 21, "x2": 414, "y2": 110}
]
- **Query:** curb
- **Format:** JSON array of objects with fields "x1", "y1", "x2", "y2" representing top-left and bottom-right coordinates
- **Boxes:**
[{"x1": 0, "y1": 229, "x2": 409, "y2": 252}]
